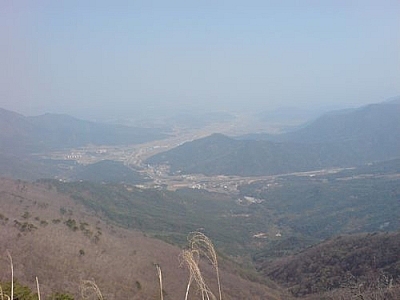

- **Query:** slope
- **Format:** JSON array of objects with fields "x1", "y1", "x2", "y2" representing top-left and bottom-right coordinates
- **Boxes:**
[
  {"x1": 0, "y1": 178, "x2": 285, "y2": 300},
  {"x1": 258, "y1": 232, "x2": 400, "y2": 298}
]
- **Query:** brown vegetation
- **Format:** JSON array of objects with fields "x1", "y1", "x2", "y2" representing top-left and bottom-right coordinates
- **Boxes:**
[
  {"x1": 259, "y1": 232, "x2": 400, "y2": 298},
  {"x1": 0, "y1": 178, "x2": 284, "y2": 299}
]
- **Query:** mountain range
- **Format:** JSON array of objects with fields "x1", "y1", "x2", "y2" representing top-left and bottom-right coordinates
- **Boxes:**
[
  {"x1": 0, "y1": 108, "x2": 170, "y2": 180},
  {"x1": 1, "y1": 98, "x2": 400, "y2": 299},
  {"x1": 0, "y1": 108, "x2": 168, "y2": 155},
  {"x1": 146, "y1": 99, "x2": 400, "y2": 176}
]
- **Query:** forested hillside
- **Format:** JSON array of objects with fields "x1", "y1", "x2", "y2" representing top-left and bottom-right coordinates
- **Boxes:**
[{"x1": 259, "y1": 232, "x2": 400, "y2": 298}]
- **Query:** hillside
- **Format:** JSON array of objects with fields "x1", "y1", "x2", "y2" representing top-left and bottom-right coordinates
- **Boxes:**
[
  {"x1": 146, "y1": 100, "x2": 400, "y2": 176},
  {"x1": 0, "y1": 162, "x2": 399, "y2": 299},
  {"x1": 39, "y1": 158, "x2": 400, "y2": 259},
  {"x1": 1, "y1": 172, "x2": 396, "y2": 299},
  {"x1": 0, "y1": 177, "x2": 285, "y2": 300},
  {"x1": 257, "y1": 232, "x2": 400, "y2": 298},
  {"x1": 71, "y1": 160, "x2": 147, "y2": 184},
  {"x1": 0, "y1": 153, "x2": 61, "y2": 180},
  {"x1": 239, "y1": 160, "x2": 400, "y2": 242}
]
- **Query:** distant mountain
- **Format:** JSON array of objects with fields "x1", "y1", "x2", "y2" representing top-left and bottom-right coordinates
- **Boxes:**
[
  {"x1": 279, "y1": 101, "x2": 400, "y2": 144},
  {"x1": 146, "y1": 100, "x2": 400, "y2": 176},
  {"x1": 0, "y1": 108, "x2": 39, "y2": 154},
  {"x1": 0, "y1": 108, "x2": 169, "y2": 154}
]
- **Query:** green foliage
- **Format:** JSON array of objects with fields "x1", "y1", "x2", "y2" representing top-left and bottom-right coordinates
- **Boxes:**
[
  {"x1": 64, "y1": 219, "x2": 78, "y2": 231},
  {"x1": 14, "y1": 220, "x2": 37, "y2": 233},
  {"x1": 59, "y1": 207, "x2": 72, "y2": 216},
  {"x1": 47, "y1": 292, "x2": 75, "y2": 300},
  {"x1": 1, "y1": 281, "x2": 38, "y2": 300},
  {"x1": 240, "y1": 173, "x2": 400, "y2": 241},
  {"x1": 47, "y1": 179, "x2": 260, "y2": 255}
]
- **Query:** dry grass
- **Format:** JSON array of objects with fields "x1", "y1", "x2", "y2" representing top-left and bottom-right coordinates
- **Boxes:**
[
  {"x1": 0, "y1": 178, "x2": 285, "y2": 299},
  {"x1": 80, "y1": 280, "x2": 103, "y2": 300},
  {"x1": 1, "y1": 231, "x2": 223, "y2": 300},
  {"x1": 180, "y1": 232, "x2": 222, "y2": 300}
]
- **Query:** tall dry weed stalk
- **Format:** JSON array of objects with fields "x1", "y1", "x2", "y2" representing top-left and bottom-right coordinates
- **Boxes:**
[
  {"x1": 6, "y1": 251, "x2": 13, "y2": 300},
  {"x1": 156, "y1": 264, "x2": 164, "y2": 300},
  {"x1": 181, "y1": 249, "x2": 216, "y2": 300},
  {"x1": 179, "y1": 232, "x2": 222, "y2": 300},
  {"x1": 80, "y1": 280, "x2": 104, "y2": 300},
  {"x1": 36, "y1": 277, "x2": 41, "y2": 300}
]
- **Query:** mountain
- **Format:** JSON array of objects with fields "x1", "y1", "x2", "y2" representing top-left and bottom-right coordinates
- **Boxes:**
[
  {"x1": 0, "y1": 177, "x2": 285, "y2": 300},
  {"x1": 146, "y1": 133, "x2": 334, "y2": 176},
  {"x1": 0, "y1": 108, "x2": 169, "y2": 154},
  {"x1": 146, "y1": 100, "x2": 400, "y2": 176},
  {"x1": 279, "y1": 101, "x2": 400, "y2": 153},
  {"x1": 258, "y1": 232, "x2": 400, "y2": 298},
  {"x1": 0, "y1": 108, "x2": 39, "y2": 154}
]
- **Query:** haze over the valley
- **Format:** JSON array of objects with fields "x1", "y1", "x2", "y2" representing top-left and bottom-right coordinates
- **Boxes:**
[{"x1": 1, "y1": 1, "x2": 399, "y2": 122}]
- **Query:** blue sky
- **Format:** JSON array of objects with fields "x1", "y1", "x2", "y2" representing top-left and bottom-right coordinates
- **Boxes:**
[{"x1": 1, "y1": 1, "x2": 399, "y2": 119}]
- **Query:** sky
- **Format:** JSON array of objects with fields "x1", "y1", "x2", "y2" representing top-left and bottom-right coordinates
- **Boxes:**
[{"x1": 1, "y1": 0, "x2": 399, "y2": 120}]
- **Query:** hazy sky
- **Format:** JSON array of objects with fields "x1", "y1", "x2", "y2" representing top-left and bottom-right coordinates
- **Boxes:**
[{"x1": 1, "y1": 0, "x2": 399, "y2": 119}]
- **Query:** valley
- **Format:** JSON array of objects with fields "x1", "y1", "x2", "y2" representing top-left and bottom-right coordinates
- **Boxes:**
[
  {"x1": 1, "y1": 99, "x2": 400, "y2": 299},
  {"x1": 37, "y1": 120, "x2": 355, "y2": 194},
  {"x1": 3, "y1": 2, "x2": 400, "y2": 298}
]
